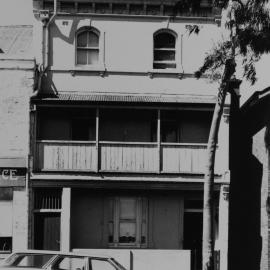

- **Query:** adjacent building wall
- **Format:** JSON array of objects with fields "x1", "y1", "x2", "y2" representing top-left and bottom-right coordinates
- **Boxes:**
[{"x1": 0, "y1": 57, "x2": 35, "y2": 252}]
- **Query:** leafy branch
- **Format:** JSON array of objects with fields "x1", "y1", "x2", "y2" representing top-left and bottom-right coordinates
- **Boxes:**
[{"x1": 196, "y1": 0, "x2": 270, "y2": 85}]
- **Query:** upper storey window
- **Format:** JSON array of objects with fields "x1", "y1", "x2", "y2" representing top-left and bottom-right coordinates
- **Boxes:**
[
  {"x1": 76, "y1": 29, "x2": 99, "y2": 65},
  {"x1": 153, "y1": 31, "x2": 176, "y2": 69}
]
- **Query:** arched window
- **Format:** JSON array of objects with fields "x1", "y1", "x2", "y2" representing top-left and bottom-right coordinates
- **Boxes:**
[
  {"x1": 76, "y1": 29, "x2": 100, "y2": 65},
  {"x1": 153, "y1": 31, "x2": 176, "y2": 69}
]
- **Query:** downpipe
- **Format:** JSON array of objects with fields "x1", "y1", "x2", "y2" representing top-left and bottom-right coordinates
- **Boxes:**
[{"x1": 31, "y1": 0, "x2": 57, "y2": 98}]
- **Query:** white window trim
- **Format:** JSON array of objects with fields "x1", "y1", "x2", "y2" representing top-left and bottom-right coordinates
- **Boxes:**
[{"x1": 75, "y1": 27, "x2": 105, "y2": 69}]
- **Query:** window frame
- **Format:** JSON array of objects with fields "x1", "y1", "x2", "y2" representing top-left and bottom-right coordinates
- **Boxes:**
[
  {"x1": 75, "y1": 28, "x2": 100, "y2": 66},
  {"x1": 0, "y1": 237, "x2": 12, "y2": 253},
  {"x1": 153, "y1": 29, "x2": 178, "y2": 70},
  {"x1": 108, "y1": 196, "x2": 148, "y2": 248}
]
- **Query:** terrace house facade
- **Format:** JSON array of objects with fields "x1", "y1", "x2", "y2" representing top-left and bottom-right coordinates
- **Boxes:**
[{"x1": 30, "y1": 1, "x2": 231, "y2": 269}]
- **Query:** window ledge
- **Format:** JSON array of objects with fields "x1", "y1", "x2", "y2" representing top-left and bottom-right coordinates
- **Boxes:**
[
  {"x1": 147, "y1": 69, "x2": 184, "y2": 79},
  {"x1": 73, "y1": 64, "x2": 105, "y2": 71},
  {"x1": 51, "y1": 65, "x2": 105, "y2": 72},
  {"x1": 50, "y1": 66, "x2": 200, "y2": 79},
  {"x1": 68, "y1": 65, "x2": 106, "y2": 76}
]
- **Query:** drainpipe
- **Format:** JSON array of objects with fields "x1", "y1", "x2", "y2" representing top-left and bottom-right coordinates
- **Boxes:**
[
  {"x1": 31, "y1": 0, "x2": 57, "y2": 98},
  {"x1": 44, "y1": 0, "x2": 57, "y2": 69}
]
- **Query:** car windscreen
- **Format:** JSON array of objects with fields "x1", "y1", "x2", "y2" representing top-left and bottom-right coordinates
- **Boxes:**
[{"x1": 2, "y1": 254, "x2": 56, "y2": 268}]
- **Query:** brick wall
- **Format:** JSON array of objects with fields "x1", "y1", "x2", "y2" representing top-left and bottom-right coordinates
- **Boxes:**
[
  {"x1": 0, "y1": 64, "x2": 34, "y2": 158},
  {"x1": 0, "y1": 59, "x2": 34, "y2": 251}
]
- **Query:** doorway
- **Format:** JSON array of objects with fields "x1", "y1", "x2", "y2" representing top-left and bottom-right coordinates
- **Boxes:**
[
  {"x1": 34, "y1": 213, "x2": 60, "y2": 251},
  {"x1": 184, "y1": 211, "x2": 203, "y2": 270}
]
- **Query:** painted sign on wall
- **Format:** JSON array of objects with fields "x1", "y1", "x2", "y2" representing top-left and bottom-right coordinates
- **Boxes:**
[
  {"x1": 0, "y1": 168, "x2": 26, "y2": 186},
  {"x1": 0, "y1": 158, "x2": 26, "y2": 187}
]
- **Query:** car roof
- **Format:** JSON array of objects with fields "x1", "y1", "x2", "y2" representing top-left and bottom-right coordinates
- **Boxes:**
[{"x1": 11, "y1": 250, "x2": 111, "y2": 259}]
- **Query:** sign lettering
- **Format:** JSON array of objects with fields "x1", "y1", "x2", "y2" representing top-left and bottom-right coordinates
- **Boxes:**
[{"x1": 0, "y1": 168, "x2": 26, "y2": 187}]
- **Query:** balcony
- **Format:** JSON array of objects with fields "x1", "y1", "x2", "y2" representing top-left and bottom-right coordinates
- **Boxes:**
[
  {"x1": 35, "y1": 140, "x2": 210, "y2": 174},
  {"x1": 34, "y1": 107, "x2": 223, "y2": 175}
]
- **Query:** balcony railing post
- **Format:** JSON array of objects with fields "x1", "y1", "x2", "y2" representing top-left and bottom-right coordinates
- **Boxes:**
[
  {"x1": 157, "y1": 109, "x2": 161, "y2": 173},
  {"x1": 96, "y1": 108, "x2": 100, "y2": 172}
]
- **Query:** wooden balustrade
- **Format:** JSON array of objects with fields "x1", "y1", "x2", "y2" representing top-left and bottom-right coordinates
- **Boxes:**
[
  {"x1": 36, "y1": 140, "x2": 210, "y2": 174},
  {"x1": 100, "y1": 142, "x2": 158, "y2": 172},
  {"x1": 36, "y1": 140, "x2": 97, "y2": 171},
  {"x1": 161, "y1": 143, "x2": 207, "y2": 173}
]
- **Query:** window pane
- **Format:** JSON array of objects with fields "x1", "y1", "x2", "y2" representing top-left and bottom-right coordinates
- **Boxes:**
[
  {"x1": 154, "y1": 33, "x2": 175, "y2": 48},
  {"x1": 120, "y1": 198, "x2": 136, "y2": 219},
  {"x1": 161, "y1": 120, "x2": 179, "y2": 142},
  {"x1": 91, "y1": 260, "x2": 116, "y2": 270},
  {"x1": 141, "y1": 222, "x2": 146, "y2": 244},
  {"x1": 87, "y1": 49, "x2": 99, "y2": 64},
  {"x1": 72, "y1": 118, "x2": 96, "y2": 141},
  {"x1": 88, "y1": 32, "x2": 99, "y2": 47},
  {"x1": 119, "y1": 222, "x2": 136, "y2": 243},
  {"x1": 154, "y1": 50, "x2": 175, "y2": 61},
  {"x1": 77, "y1": 49, "x2": 87, "y2": 65},
  {"x1": 53, "y1": 257, "x2": 86, "y2": 270},
  {"x1": 0, "y1": 237, "x2": 12, "y2": 252},
  {"x1": 108, "y1": 221, "x2": 114, "y2": 243},
  {"x1": 5, "y1": 255, "x2": 55, "y2": 267},
  {"x1": 153, "y1": 63, "x2": 176, "y2": 69},
  {"x1": 77, "y1": 32, "x2": 88, "y2": 47}
]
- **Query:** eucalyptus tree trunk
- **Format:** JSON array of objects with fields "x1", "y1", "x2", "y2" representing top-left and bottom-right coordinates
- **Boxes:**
[{"x1": 202, "y1": 58, "x2": 236, "y2": 270}]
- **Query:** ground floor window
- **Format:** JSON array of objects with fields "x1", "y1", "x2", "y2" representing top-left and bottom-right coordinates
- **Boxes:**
[
  {"x1": 108, "y1": 197, "x2": 148, "y2": 248},
  {"x1": 0, "y1": 237, "x2": 12, "y2": 252},
  {"x1": 0, "y1": 188, "x2": 13, "y2": 254}
]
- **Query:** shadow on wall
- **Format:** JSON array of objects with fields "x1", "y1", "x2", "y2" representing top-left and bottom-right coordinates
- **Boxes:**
[
  {"x1": 228, "y1": 108, "x2": 263, "y2": 270},
  {"x1": 49, "y1": 18, "x2": 81, "y2": 67},
  {"x1": 41, "y1": 71, "x2": 58, "y2": 96}
]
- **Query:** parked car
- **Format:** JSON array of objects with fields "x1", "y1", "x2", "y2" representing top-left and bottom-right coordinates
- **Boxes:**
[{"x1": 0, "y1": 251, "x2": 127, "y2": 270}]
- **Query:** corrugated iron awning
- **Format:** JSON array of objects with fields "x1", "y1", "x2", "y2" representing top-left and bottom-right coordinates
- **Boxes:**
[{"x1": 34, "y1": 93, "x2": 217, "y2": 104}]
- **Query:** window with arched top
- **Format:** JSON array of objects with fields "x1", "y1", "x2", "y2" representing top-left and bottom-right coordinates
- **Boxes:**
[
  {"x1": 76, "y1": 29, "x2": 100, "y2": 65},
  {"x1": 153, "y1": 31, "x2": 176, "y2": 69}
]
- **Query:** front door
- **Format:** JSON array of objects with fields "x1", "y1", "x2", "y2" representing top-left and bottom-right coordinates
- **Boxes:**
[{"x1": 34, "y1": 213, "x2": 61, "y2": 251}]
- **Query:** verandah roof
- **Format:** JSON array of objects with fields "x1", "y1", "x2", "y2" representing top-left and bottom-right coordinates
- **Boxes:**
[{"x1": 32, "y1": 93, "x2": 217, "y2": 105}]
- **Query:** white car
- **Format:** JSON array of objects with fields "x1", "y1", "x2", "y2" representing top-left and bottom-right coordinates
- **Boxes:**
[{"x1": 0, "y1": 251, "x2": 127, "y2": 270}]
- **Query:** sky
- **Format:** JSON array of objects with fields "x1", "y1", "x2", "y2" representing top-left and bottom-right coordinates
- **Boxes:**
[{"x1": 0, "y1": 0, "x2": 34, "y2": 25}]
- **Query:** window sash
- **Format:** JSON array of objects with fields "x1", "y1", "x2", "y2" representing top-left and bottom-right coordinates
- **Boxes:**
[
  {"x1": 153, "y1": 32, "x2": 177, "y2": 69},
  {"x1": 76, "y1": 30, "x2": 100, "y2": 65},
  {"x1": 153, "y1": 62, "x2": 177, "y2": 69},
  {"x1": 77, "y1": 48, "x2": 99, "y2": 65},
  {"x1": 108, "y1": 197, "x2": 147, "y2": 247}
]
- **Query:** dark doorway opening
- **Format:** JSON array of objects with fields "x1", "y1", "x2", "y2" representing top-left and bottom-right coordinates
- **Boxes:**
[
  {"x1": 34, "y1": 213, "x2": 60, "y2": 251},
  {"x1": 184, "y1": 212, "x2": 203, "y2": 270}
]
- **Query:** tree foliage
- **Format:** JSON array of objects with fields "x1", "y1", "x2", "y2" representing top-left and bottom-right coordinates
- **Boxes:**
[{"x1": 196, "y1": 0, "x2": 270, "y2": 84}]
